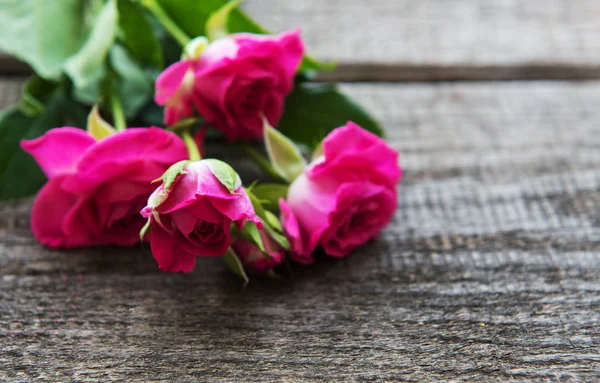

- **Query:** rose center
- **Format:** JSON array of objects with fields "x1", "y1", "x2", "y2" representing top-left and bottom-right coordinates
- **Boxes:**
[
  {"x1": 238, "y1": 83, "x2": 267, "y2": 113},
  {"x1": 190, "y1": 221, "x2": 222, "y2": 243}
]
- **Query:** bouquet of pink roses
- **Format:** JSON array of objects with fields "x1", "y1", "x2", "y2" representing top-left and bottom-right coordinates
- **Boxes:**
[{"x1": 0, "y1": 0, "x2": 401, "y2": 282}]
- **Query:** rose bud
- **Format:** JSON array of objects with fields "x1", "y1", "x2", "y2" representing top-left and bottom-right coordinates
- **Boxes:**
[
  {"x1": 21, "y1": 127, "x2": 188, "y2": 248},
  {"x1": 141, "y1": 159, "x2": 262, "y2": 273},
  {"x1": 279, "y1": 122, "x2": 402, "y2": 263},
  {"x1": 154, "y1": 37, "x2": 209, "y2": 125},
  {"x1": 232, "y1": 229, "x2": 285, "y2": 273},
  {"x1": 192, "y1": 30, "x2": 304, "y2": 140}
]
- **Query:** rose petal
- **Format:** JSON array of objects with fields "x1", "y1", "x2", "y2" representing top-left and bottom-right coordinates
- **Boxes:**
[
  {"x1": 21, "y1": 127, "x2": 96, "y2": 179},
  {"x1": 30, "y1": 176, "x2": 92, "y2": 248},
  {"x1": 76, "y1": 127, "x2": 188, "y2": 174},
  {"x1": 155, "y1": 60, "x2": 193, "y2": 105},
  {"x1": 279, "y1": 199, "x2": 313, "y2": 264},
  {"x1": 309, "y1": 122, "x2": 402, "y2": 188},
  {"x1": 207, "y1": 187, "x2": 262, "y2": 228},
  {"x1": 150, "y1": 223, "x2": 197, "y2": 273}
]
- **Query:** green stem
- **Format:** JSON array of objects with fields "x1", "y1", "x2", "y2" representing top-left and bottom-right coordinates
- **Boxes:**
[
  {"x1": 141, "y1": 0, "x2": 191, "y2": 47},
  {"x1": 240, "y1": 143, "x2": 286, "y2": 183},
  {"x1": 167, "y1": 117, "x2": 200, "y2": 132},
  {"x1": 182, "y1": 130, "x2": 201, "y2": 161},
  {"x1": 110, "y1": 90, "x2": 126, "y2": 131}
]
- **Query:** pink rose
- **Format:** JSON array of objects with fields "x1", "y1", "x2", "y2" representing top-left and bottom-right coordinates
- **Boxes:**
[
  {"x1": 232, "y1": 230, "x2": 285, "y2": 273},
  {"x1": 21, "y1": 127, "x2": 188, "y2": 248},
  {"x1": 141, "y1": 160, "x2": 262, "y2": 273},
  {"x1": 155, "y1": 30, "x2": 304, "y2": 139},
  {"x1": 155, "y1": 59, "x2": 198, "y2": 126},
  {"x1": 280, "y1": 122, "x2": 402, "y2": 263}
]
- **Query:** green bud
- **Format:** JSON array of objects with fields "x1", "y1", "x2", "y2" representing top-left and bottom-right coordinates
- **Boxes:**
[
  {"x1": 263, "y1": 118, "x2": 307, "y2": 183},
  {"x1": 87, "y1": 105, "x2": 115, "y2": 140}
]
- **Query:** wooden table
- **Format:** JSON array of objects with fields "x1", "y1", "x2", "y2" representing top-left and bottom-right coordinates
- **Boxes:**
[{"x1": 2, "y1": 1, "x2": 600, "y2": 381}]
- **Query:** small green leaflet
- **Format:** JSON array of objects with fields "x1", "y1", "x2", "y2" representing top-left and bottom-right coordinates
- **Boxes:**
[
  {"x1": 87, "y1": 105, "x2": 115, "y2": 140},
  {"x1": 238, "y1": 221, "x2": 265, "y2": 252},
  {"x1": 161, "y1": 160, "x2": 191, "y2": 191},
  {"x1": 244, "y1": 187, "x2": 289, "y2": 250},
  {"x1": 223, "y1": 248, "x2": 249, "y2": 286},
  {"x1": 263, "y1": 210, "x2": 282, "y2": 232},
  {"x1": 246, "y1": 188, "x2": 266, "y2": 218},
  {"x1": 264, "y1": 223, "x2": 290, "y2": 251},
  {"x1": 204, "y1": 159, "x2": 242, "y2": 193},
  {"x1": 139, "y1": 218, "x2": 152, "y2": 242},
  {"x1": 264, "y1": 119, "x2": 307, "y2": 183},
  {"x1": 250, "y1": 183, "x2": 289, "y2": 211},
  {"x1": 205, "y1": 0, "x2": 243, "y2": 41}
]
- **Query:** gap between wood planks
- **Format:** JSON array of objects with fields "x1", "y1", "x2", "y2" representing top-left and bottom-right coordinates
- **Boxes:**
[{"x1": 2, "y1": 55, "x2": 600, "y2": 82}]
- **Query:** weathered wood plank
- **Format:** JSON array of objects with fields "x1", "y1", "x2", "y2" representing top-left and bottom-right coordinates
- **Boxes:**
[
  {"x1": 1, "y1": 81, "x2": 600, "y2": 381},
  {"x1": 244, "y1": 0, "x2": 600, "y2": 81}
]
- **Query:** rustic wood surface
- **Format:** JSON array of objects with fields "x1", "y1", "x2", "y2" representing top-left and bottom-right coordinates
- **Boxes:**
[
  {"x1": 1, "y1": 74, "x2": 600, "y2": 381},
  {"x1": 2, "y1": 0, "x2": 600, "y2": 381},
  {"x1": 243, "y1": 0, "x2": 600, "y2": 81}
]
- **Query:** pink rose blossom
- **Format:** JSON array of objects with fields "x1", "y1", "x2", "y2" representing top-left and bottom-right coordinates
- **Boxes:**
[
  {"x1": 280, "y1": 122, "x2": 402, "y2": 263},
  {"x1": 141, "y1": 160, "x2": 262, "y2": 273},
  {"x1": 155, "y1": 30, "x2": 304, "y2": 139},
  {"x1": 21, "y1": 127, "x2": 188, "y2": 248},
  {"x1": 232, "y1": 230, "x2": 285, "y2": 273},
  {"x1": 193, "y1": 30, "x2": 303, "y2": 140}
]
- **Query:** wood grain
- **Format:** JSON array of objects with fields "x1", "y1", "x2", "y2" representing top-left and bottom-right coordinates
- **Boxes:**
[
  {"x1": 244, "y1": 0, "x2": 600, "y2": 81},
  {"x1": 2, "y1": 81, "x2": 600, "y2": 381}
]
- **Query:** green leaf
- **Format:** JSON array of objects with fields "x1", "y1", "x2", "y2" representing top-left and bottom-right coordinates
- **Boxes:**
[
  {"x1": 157, "y1": 0, "x2": 262, "y2": 39},
  {"x1": 0, "y1": 108, "x2": 40, "y2": 200},
  {"x1": 246, "y1": 188, "x2": 266, "y2": 218},
  {"x1": 264, "y1": 223, "x2": 290, "y2": 251},
  {"x1": 18, "y1": 76, "x2": 57, "y2": 117},
  {"x1": 205, "y1": 0, "x2": 243, "y2": 41},
  {"x1": 244, "y1": 188, "x2": 288, "y2": 250},
  {"x1": 87, "y1": 105, "x2": 115, "y2": 140},
  {"x1": 264, "y1": 119, "x2": 306, "y2": 183},
  {"x1": 250, "y1": 183, "x2": 288, "y2": 211},
  {"x1": 65, "y1": 0, "x2": 119, "y2": 88},
  {"x1": 117, "y1": 0, "x2": 163, "y2": 69},
  {"x1": 263, "y1": 210, "x2": 282, "y2": 232},
  {"x1": 203, "y1": 159, "x2": 242, "y2": 193},
  {"x1": 238, "y1": 221, "x2": 265, "y2": 252},
  {"x1": 109, "y1": 45, "x2": 154, "y2": 118},
  {"x1": 277, "y1": 83, "x2": 384, "y2": 149},
  {"x1": 0, "y1": 0, "x2": 85, "y2": 80},
  {"x1": 137, "y1": 101, "x2": 165, "y2": 127},
  {"x1": 71, "y1": 44, "x2": 153, "y2": 118},
  {"x1": 161, "y1": 160, "x2": 191, "y2": 191},
  {"x1": 223, "y1": 248, "x2": 249, "y2": 285},
  {"x1": 139, "y1": 218, "x2": 151, "y2": 241},
  {"x1": 0, "y1": 90, "x2": 88, "y2": 201}
]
